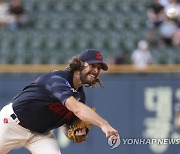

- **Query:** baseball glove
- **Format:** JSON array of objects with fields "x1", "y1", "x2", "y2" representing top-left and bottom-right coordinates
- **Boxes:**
[{"x1": 67, "y1": 107, "x2": 95, "y2": 143}]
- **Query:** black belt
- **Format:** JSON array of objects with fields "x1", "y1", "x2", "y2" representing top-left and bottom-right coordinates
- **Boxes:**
[
  {"x1": 10, "y1": 113, "x2": 17, "y2": 120},
  {"x1": 10, "y1": 113, "x2": 27, "y2": 129}
]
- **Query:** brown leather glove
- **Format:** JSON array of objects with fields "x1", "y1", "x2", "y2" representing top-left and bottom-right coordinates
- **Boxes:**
[{"x1": 67, "y1": 107, "x2": 95, "y2": 143}]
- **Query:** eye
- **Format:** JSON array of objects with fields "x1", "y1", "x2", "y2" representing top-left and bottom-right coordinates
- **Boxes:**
[
  {"x1": 91, "y1": 64, "x2": 96, "y2": 68},
  {"x1": 91, "y1": 64, "x2": 102, "y2": 70}
]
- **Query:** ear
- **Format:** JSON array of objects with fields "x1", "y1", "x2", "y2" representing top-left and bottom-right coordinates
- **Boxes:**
[{"x1": 83, "y1": 62, "x2": 89, "y2": 67}]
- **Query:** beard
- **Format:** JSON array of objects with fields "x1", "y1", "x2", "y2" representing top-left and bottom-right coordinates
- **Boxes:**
[{"x1": 79, "y1": 71, "x2": 97, "y2": 86}]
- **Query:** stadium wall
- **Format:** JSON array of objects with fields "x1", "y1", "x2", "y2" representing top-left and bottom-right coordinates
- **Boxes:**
[{"x1": 0, "y1": 65, "x2": 180, "y2": 154}]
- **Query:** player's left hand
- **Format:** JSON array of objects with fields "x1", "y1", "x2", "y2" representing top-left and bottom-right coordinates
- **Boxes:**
[{"x1": 74, "y1": 128, "x2": 87, "y2": 136}]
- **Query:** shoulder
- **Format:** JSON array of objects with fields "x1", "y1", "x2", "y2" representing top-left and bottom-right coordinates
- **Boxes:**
[
  {"x1": 35, "y1": 70, "x2": 72, "y2": 86},
  {"x1": 48, "y1": 70, "x2": 72, "y2": 82},
  {"x1": 43, "y1": 70, "x2": 70, "y2": 80},
  {"x1": 51, "y1": 70, "x2": 71, "y2": 77}
]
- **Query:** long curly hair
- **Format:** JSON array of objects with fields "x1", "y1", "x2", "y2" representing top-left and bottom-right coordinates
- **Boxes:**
[{"x1": 67, "y1": 55, "x2": 104, "y2": 88}]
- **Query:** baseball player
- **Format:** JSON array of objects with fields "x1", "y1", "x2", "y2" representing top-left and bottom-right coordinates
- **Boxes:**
[{"x1": 0, "y1": 49, "x2": 119, "y2": 154}]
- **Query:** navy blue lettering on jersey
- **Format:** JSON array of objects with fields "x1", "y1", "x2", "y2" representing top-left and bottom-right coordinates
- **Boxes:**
[{"x1": 12, "y1": 70, "x2": 85, "y2": 133}]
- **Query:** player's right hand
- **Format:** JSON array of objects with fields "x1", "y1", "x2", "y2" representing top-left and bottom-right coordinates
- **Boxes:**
[{"x1": 101, "y1": 123, "x2": 119, "y2": 138}]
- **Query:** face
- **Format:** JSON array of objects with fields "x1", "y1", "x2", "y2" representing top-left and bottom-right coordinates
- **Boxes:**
[{"x1": 80, "y1": 62, "x2": 102, "y2": 85}]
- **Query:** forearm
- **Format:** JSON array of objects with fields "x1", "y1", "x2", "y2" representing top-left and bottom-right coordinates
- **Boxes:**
[
  {"x1": 74, "y1": 102, "x2": 109, "y2": 128},
  {"x1": 74, "y1": 103, "x2": 118, "y2": 138},
  {"x1": 65, "y1": 96, "x2": 118, "y2": 138}
]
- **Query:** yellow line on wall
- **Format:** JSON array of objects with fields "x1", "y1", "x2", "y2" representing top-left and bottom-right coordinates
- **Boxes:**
[
  {"x1": 0, "y1": 64, "x2": 180, "y2": 73},
  {"x1": 0, "y1": 64, "x2": 68, "y2": 73}
]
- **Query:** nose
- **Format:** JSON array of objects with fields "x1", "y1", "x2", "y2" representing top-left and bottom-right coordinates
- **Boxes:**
[{"x1": 92, "y1": 67, "x2": 100, "y2": 74}]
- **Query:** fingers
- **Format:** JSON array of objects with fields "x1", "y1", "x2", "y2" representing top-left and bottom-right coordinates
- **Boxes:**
[
  {"x1": 75, "y1": 128, "x2": 87, "y2": 136},
  {"x1": 106, "y1": 129, "x2": 119, "y2": 138},
  {"x1": 101, "y1": 123, "x2": 119, "y2": 138},
  {"x1": 108, "y1": 134, "x2": 120, "y2": 140}
]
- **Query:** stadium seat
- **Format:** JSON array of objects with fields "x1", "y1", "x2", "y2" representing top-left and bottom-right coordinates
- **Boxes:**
[{"x1": 0, "y1": 0, "x2": 176, "y2": 65}]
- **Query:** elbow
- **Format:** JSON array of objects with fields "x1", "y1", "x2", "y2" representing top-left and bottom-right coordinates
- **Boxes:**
[
  {"x1": 72, "y1": 104, "x2": 87, "y2": 122},
  {"x1": 65, "y1": 96, "x2": 86, "y2": 121}
]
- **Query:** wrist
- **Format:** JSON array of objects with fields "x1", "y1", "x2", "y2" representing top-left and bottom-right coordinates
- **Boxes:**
[{"x1": 100, "y1": 120, "x2": 109, "y2": 129}]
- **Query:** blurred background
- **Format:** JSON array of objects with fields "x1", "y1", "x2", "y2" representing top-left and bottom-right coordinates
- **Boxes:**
[
  {"x1": 0, "y1": 0, "x2": 179, "y2": 65},
  {"x1": 0, "y1": 0, "x2": 180, "y2": 153}
]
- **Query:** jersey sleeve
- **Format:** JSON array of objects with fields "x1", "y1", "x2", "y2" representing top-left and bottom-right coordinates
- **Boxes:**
[{"x1": 43, "y1": 75, "x2": 76, "y2": 105}]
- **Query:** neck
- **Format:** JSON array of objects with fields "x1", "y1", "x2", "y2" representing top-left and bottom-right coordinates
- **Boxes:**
[{"x1": 73, "y1": 71, "x2": 82, "y2": 89}]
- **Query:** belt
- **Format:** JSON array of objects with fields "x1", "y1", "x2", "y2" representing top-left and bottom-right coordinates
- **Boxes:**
[{"x1": 10, "y1": 113, "x2": 27, "y2": 129}]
